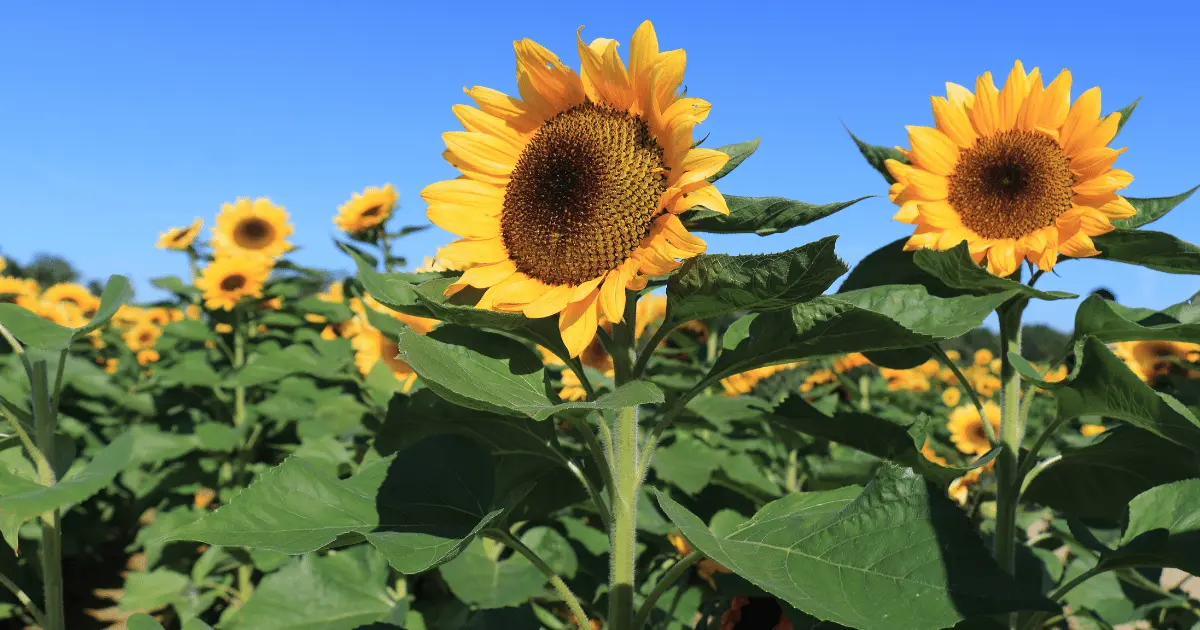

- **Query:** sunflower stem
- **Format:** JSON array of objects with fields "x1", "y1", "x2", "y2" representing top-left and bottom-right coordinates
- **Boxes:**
[
  {"x1": 378, "y1": 230, "x2": 395, "y2": 272},
  {"x1": 993, "y1": 297, "x2": 1028, "y2": 629},
  {"x1": 490, "y1": 528, "x2": 591, "y2": 629},
  {"x1": 30, "y1": 359, "x2": 64, "y2": 630},
  {"x1": 608, "y1": 404, "x2": 640, "y2": 630},
  {"x1": 232, "y1": 309, "x2": 246, "y2": 428},
  {"x1": 632, "y1": 551, "x2": 703, "y2": 630},
  {"x1": 932, "y1": 344, "x2": 995, "y2": 444}
]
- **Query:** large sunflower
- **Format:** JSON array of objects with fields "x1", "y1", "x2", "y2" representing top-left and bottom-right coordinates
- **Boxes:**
[
  {"x1": 947, "y1": 401, "x2": 1001, "y2": 455},
  {"x1": 1112, "y1": 340, "x2": 1200, "y2": 383},
  {"x1": 195, "y1": 256, "x2": 272, "y2": 311},
  {"x1": 156, "y1": 218, "x2": 204, "y2": 250},
  {"x1": 212, "y1": 198, "x2": 294, "y2": 260},
  {"x1": 42, "y1": 283, "x2": 101, "y2": 318},
  {"x1": 886, "y1": 61, "x2": 1136, "y2": 277},
  {"x1": 423, "y1": 21, "x2": 729, "y2": 357},
  {"x1": 335, "y1": 185, "x2": 398, "y2": 233}
]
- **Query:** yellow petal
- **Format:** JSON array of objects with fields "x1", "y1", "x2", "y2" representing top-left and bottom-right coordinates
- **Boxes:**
[
  {"x1": 487, "y1": 275, "x2": 547, "y2": 309},
  {"x1": 1060, "y1": 87, "x2": 1102, "y2": 156},
  {"x1": 945, "y1": 82, "x2": 975, "y2": 108},
  {"x1": 1069, "y1": 146, "x2": 1124, "y2": 181},
  {"x1": 452, "y1": 104, "x2": 526, "y2": 147},
  {"x1": 906, "y1": 126, "x2": 960, "y2": 176},
  {"x1": 658, "y1": 214, "x2": 707, "y2": 254},
  {"x1": 421, "y1": 178, "x2": 505, "y2": 216},
  {"x1": 888, "y1": 162, "x2": 948, "y2": 200},
  {"x1": 893, "y1": 201, "x2": 920, "y2": 223},
  {"x1": 970, "y1": 72, "x2": 1001, "y2": 136},
  {"x1": 675, "y1": 148, "x2": 730, "y2": 189},
  {"x1": 996, "y1": 60, "x2": 1028, "y2": 131},
  {"x1": 986, "y1": 241, "x2": 1020, "y2": 277},
  {"x1": 930, "y1": 95, "x2": 978, "y2": 148},
  {"x1": 571, "y1": 276, "x2": 605, "y2": 301},
  {"x1": 465, "y1": 85, "x2": 537, "y2": 130},
  {"x1": 651, "y1": 49, "x2": 687, "y2": 114},
  {"x1": 1036, "y1": 69, "x2": 1072, "y2": 130},
  {"x1": 1059, "y1": 231, "x2": 1100, "y2": 258},
  {"x1": 436, "y1": 237, "x2": 509, "y2": 265},
  {"x1": 669, "y1": 183, "x2": 728, "y2": 215},
  {"x1": 427, "y1": 207, "x2": 501, "y2": 239},
  {"x1": 1093, "y1": 195, "x2": 1137, "y2": 220},
  {"x1": 1073, "y1": 169, "x2": 1134, "y2": 196},
  {"x1": 599, "y1": 270, "x2": 627, "y2": 323},
  {"x1": 918, "y1": 200, "x2": 963, "y2": 229},
  {"x1": 514, "y1": 39, "x2": 585, "y2": 114},
  {"x1": 523, "y1": 285, "x2": 574, "y2": 319},
  {"x1": 1015, "y1": 67, "x2": 1045, "y2": 131},
  {"x1": 458, "y1": 260, "x2": 518, "y2": 289},
  {"x1": 628, "y1": 21, "x2": 659, "y2": 112},
  {"x1": 559, "y1": 291, "x2": 601, "y2": 358},
  {"x1": 442, "y1": 131, "x2": 519, "y2": 176}
]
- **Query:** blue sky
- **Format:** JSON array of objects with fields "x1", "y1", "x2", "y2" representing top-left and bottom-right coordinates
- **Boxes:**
[{"x1": 1, "y1": 1, "x2": 1196, "y2": 329}]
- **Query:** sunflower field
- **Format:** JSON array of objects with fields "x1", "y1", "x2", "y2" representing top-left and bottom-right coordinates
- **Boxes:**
[{"x1": 3, "y1": 19, "x2": 1200, "y2": 630}]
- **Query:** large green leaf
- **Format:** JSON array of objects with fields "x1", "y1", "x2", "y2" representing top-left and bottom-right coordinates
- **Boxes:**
[
  {"x1": 652, "y1": 434, "x2": 722, "y2": 495},
  {"x1": 1095, "y1": 478, "x2": 1200, "y2": 574},
  {"x1": 398, "y1": 324, "x2": 661, "y2": 420},
  {"x1": 118, "y1": 568, "x2": 190, "y2": 611},
  {"x1": 847, "y1": 127, "x2": 907, "y2": 184},
  {"x1": 657, "y1": 465, "x2": 1053, "y2": 629},
  {"x1": 665, "y1": 236, "x2": 846, "y2": 325},
  {"x1": 683, "y1": 195, "x2": 869, "y2": 236},
  {"x1": 1024, "y1": 426, "x2": 1200, "y2": 521},
  {"x1": 126, "y1": 614, "x2": 168, "y2": 630},
  {"x1": 709, "y1": 137, "x2": 760, "y2": 182},
  {"x1": 74, "y1": 274, "x2": 133, "y2": 338},
  {"x1": 1056, "y1": 337, "x2": 1200, "y2": 452},
  {"x1": 912, "y1": 244, "x2": 1075, "y2": 301},
  {"x1": 1115, "y1": 185, "x2": 1198, "y2": 229},
  {"x1": 708, "y1": 285, "x2": 1012, "y2": 383},
  {"x1": 228, "y1": 343, "x2": 351, "y2": 387},
  {"x1": 163, "y1": 435, "x2": 503, "y2": 574},
  {"x1": 157, "y1": 352, "x2": 222, "y2": 388},
  {"x1": 439, "y1": 539, "x2": 546, "y2": 609},
  {"x1": 1071, "y1": 293, "x2": 1200, "y2": 345},
  {"x1": 0, "y1": 304, "x2": 73, "y2": 350},
  {"x1": 222, "y1": 545, "x2": 393, "y2": 630},
  {"x1": 1092, "y1": 229, "x2": 1200, "y2": 275},
  {"x1": 0, "y1": 432, "x2": 133, "y2": 527}
]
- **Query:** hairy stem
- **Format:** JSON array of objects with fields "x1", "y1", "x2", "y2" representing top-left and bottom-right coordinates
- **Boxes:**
[
  {"x1": 993, "y1": 298, "x2": 1028, "y2": 629},
  {"x1": 491, "y1": 529, "x2": 590, "y2": 629},
  {"x1": 608, "y1": 405, "x2": 640, "y2": 630},
  {"x1": 31, "y1": 361, "x2": 64, "y2": 630}
]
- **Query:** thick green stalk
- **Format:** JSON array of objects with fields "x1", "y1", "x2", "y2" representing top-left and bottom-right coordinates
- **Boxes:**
[
  {"x1": 233, "y1": 312, "x2": 246, "y2": 428},
  {"x1": 993, "y1": 298, "x2": 1028, "y2": 620},
  {"x1": 379, "y1": 230, "x2": 395, "y2": 272},
  {"x1": 31, "y1": 361, "x2": 64, "y2": 630},
  {"x1": 608, "y1": 405, "x2": 640, "y2": 630}
]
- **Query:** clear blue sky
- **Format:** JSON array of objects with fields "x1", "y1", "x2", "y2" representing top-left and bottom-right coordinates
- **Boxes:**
[{"x1": 1, "y1": 1, "x2": 1196, "y2": 329}]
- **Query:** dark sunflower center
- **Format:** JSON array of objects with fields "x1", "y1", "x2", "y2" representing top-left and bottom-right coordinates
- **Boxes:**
[
  {"x1": 947, "y1": 130, "x2": 1073, "y2": 240},
  {"x1": 501, "y1": 102, "x2": 668, "y2": 286},
  {"x1": 234, "y1": 218, "x2": 275, "y2": 249},
  {"x1": 360, "y1": 205, "x2": 383, "y2": 218},
  {"x1": 220, "y1": 274, "x2": 247, "y2": 292}
]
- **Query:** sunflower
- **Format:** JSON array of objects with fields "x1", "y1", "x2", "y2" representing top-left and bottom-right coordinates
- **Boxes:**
[
  {"x1": 0, "y1": 257, "x2": 5, "y2": 273},
  {"x1": 942, "y1": 387, "x2": 962, "y2": 406},
  {"x1": 123, "y1": 322, "x2": 162, "y2": 352},
  {"x1": 833, "y1": 352, "x2": 872, "y2": 374},
  {"x1": 212, "y1": 198, "x2": 294, "y2": 260},
  {"x1": 920, "y1": 439, "x2": 948, "y2": 467},
  {"x1": 947, "y1": 401, "x2": 1001, "y2": 455},
  {"x1": 720, "y1": 363, "x2": 801, "y2": 397},
  {"x1": 335, "y1": 185, "x2": 398, "y2": 233},
  {"x1": 423, "y1": 21, "x2": 729, "y2": 357},
  {"x1": 350, "y1": 312, "x2": 439, "y2": 393},
  {"x1": 42, "y1": 283, "x2": 100, "y2": 318},
  {"x1": 156, "y1": 218, "x2": 204, "y2": 250},
  {"x1": 886, "y1": 61, "x2": 1136, "y2": 276},
  {"x1": 195, "y1": 256, "x2": 272, "y2": 311},
  {"x1": 0, "y1": 277, "x2": 40, "y2": 303},
  {"x1": 1080, "y1": 424, "x2": 1107, "y2": 437},
  {"x1": 948, "y1": 468, "x2": 984, "y2": 505},
  {"x1": 1112, "y1": 340, "x2": 1200, "y2": 383},
  {"x1": 36, "y1": 300, "x2": 88, "y2": 328},
  {"x1": 136, "y1": 349, "x2": 160, "y2": 366},
  {"x1": 879, "y1": 367, "x2": 931, "y2": 392}
]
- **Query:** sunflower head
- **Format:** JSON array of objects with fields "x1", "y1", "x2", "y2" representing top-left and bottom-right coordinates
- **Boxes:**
[
  {"x1": 423, "y1": 21, "x2": 730, "y2": 357},
  {"x1": 157, "y1": 218, "x2": 204, "y2": 250},
  {"x1": 947, "y1": 401, "x2": 1001, "y2": 455},
  {"x1": 212, "y1": 198, "x2": 294, "y2": 260},
  {"x1": 42, "y1": 283, "x2": 100, "y2": 318},
  {"x1": 1112, "y1": 340, "x2": 1200, "y2": 383},
  {"x1": 195, "y1": 255, "x2": 272, "y2": 311},
  {"x1": 335, "y1": 185, "x2": 399, "y2": 233},
  {"x1": 0, "y1": 277, "x2": 40, "y2": 304},
  {"x1": 886, "y1": 61, "x2": 1136, "y2": 277},
  {"x1": 124, "y1": 322, "x2": 163, "y2": 352}
]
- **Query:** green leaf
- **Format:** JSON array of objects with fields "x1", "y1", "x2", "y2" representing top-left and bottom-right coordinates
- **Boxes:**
[
  {"x1": 151, "y1": 275, "x2": 199, "y2": 297},
  {"x1": 682, "y1": 195, "x2": 870, "y2": 236},
  {"x1": 1096, "y1": 478, "x2": 1200, "y2": 574},
  {"x1": 1056, "y1": 337, "x2": 1200, "y2": 453},
  {"x1": 913, "y1": 244, "x2": 1075, "y2": 300},
  {"x1": 1071, "y1": 293, "x2": 1200, "y2": 345},
  {"x1": 440, "y1": 539, "x2": 546, "y2": 609},
  {"x1": 0, "y1": 304, "x2": 73, "y2": 350},
  {"x1": 222, "y1": 545, "x2": 393, "y2": 630},
  {"x1": 0, "y1": 432, "x2": 133, "y2": 527},
  {"x1": 1024, "y1": 426, "x2": 1200, "y2": 521},
  {"x1": 228, "y1": 344, "x2": 351, "y2": 387},
  {"x1": 665, "y1": 236, "x2": 847, "y2": 325},
  {"x1": 157, "y1": 352, "x2": 222, "y2": 388},
  {"x1": 1111, "y1": 96, "x2": 1140, "y2": 137},
  {"x1": 846, "y1": 126, "x2": 906, "y2": 184},
  {"x1": 126, "y1": 614, "x2": 167, "y2": 630},
  {"x1": 709, "y1": 137, "x2": 760, "y2": 182},
  {"x1": 1115, "y1": 185, "x2": 1198, "y2": 229},
  {"x1": 708, "y1": 285, "x2": 1013, "y2": 384},
  {"x1": 653, "y1": 434, "x2": 721, "y2": 495},
  {"x1": 74, "y1": 275, "x2": 133, "y2": 339},
  {"x1": 657, "y1": 465, "x2": 1052, "y2": 629},
  {"x1": 1092, "y1": 229, "x2": 1200, "y2": 275},
  {"x1": 119, "y1": 569, "x2": 190, "y2": 611},
  {"x1": 163, "y1": 435, "x2": 503, "y2": 574},
  {"x1": 163, "y1": 319, "x2": 215, "y2": 342}
]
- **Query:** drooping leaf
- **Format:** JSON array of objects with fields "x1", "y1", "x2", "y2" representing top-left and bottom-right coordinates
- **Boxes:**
[
  {"x1": 665, "y1": 236, "x2": 846, "y2": 325},
  {"x1": 228, "y1": 344, "x2": 351, "y2": 387},
  {"x1": 657, "y1": 465, "x2": 1053, "y2": 630},
  {"x1": 222, "y1": 545, "x2": 393, "y2": 630},
  {"x1": 0, "y1": 304, "x2": 74, "y2": 350},
  {"x1": 684, "y1": 195, "x2": 869, "y2": 236},
  {"x1": 912, "y1": 244, "x2": 1075, "y2": 301},
  {"x1": 1024, "y1": 426, "x2": 1200, "y2": 521},
  {"x1": 118, "y1": 569, "x2": 190, "y2": 611},
  {"x1": 1091, "y1": 229, "x2": 1200, "y2": 275},
  {"x1": 846, "y1": 126, "x2": 906, "y2": 185},
  {"x1": 0, "y1": 432, "x2": 133, "y2": 527},
  {"x1": 709, "y1": 137, "x2": 760, "y2": 182},
  {"x1": 73, "y1": 274, "x2": 133, "y2": 339},
  {"x1": 1056, "y1": 337, "x2": 1200, "y2": 453},
  {"x1": 440, "y1": 538, "x2": 547, "y2": 609},
  {"x1": 1096, "y1": 478, "x2": 1200, "y2": 574},
  {"x1": 1115, "y1": 185, "x2": 1198, "y2": 229},
  {"x1": 163, "y1": 435, "x2": 503, "y2": 574},
  {"x1": 1071, "y1": 293, "x2": 1200, "y2": 345}
]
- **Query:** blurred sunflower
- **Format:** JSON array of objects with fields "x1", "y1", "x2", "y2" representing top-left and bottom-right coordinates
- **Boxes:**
[
  {"x1": 941, "y1": 387, "x2": 962, "y2": 406},
  {"x1": 195, "y1": 256, "x2": 272, "y2": 311},
  {"x1": 800, "y1": 369, "x2": 836, "y2": 393},
  {"x1": 832, "y1": 352, "x2": 872, "y2": 373},
  {"x1": 42, "y1": 283, "x2": 100, "y2": 318},
  {"x1": 886, "y1": 61, "x2": 1135, "y2": 276},
  {"x1": 1112, "y1": 340, "x2": 1200, "y2": 383},
  {"x1": 948, "y1": 468, "x2": 983, "y2": 505},
  {"x1": 1080, "y1": 424, "x2": 1107, "y2": 437},
  {"x1": 720, "y1": 363, "x2": 801, "y2": 397},
  {"x1": 156, "y1": 218, "x2": 204, "y2": 250},
  {"x1": 973, "y1": 349, "x2": 994, "y2": 366},
  {"x1": 136, "y1": 349, "x2": 160, "y2": 366},
  {"x1": 879, "y1": 367, "x2": 931, "y2": 392},
  {"x1": 335, "y1": 185, "x2": 398, "y2": 233},
  {"x1": 123, "y1": 322, "x2": 162, "y2": 352},
  {"x1": 920, "y1": 439, "x2": 948, "y2": 467},
  {"x1": 947, "y1": 401, "x2": 1001, "y2": 455},
  {"x1": 0, "y1": 256, "x2": 5, "y2": 273},
  {"x1": 350, "y1": 313, "x2": 439, "y2": 393},
  {"x1": 423, "y1": 20, "x2": 728, "y2": 357},
  {"x1": 0, "y1": 277, "x2": 40, "y2": 303},
  {"x1": 212, "y1": 198, "x2": 294, "y2": 260}
]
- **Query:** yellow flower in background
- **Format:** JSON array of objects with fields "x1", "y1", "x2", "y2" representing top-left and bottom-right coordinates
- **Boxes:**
[
  {"x1": 989, "y1": 358, "x2": 1002, "y2": 374},
  {"x1": 185, "y1": 304, "x2": 202, "y2": 319},
  {"x1": 36, "y1": 300, "x2": 88, "y2": 328},
  {"x1": 0, "y1": 256, "x2": 5, "y2": 273},
  {"x1": 262, "y1": 296, "x2": 283, "y2": 311},
  {"x1": 944, "y1": 350, "x2": 961, "y2": 361},
  {"x1": 196, "y1": 255, "x2": 272, "y2": 311},
  {"x1": 916, "y1": 359, "x2": 941, "y2": 377},
  {"x1": 214, "y1": 323, "x2": 233, "y2": 334},
  {"x1": 350, "y1": 312, "x2": 439, "y2": 393},
  {"x1": 920, "y1": 439, "x2": 948, "y2": 467},
  {"x1": 156, "y1": 218, "x2": 204, "y2": 250},
  {"x1": 143, "y1": 307, "x2": 176, "y2": 327},
  {"x1": 948, "y1": 468, "x2": 983, "y2": 505},
  {"x1": 103, "y1": 358, "x2": 119, "y2": 375},
  {"x1": 1080, "y1": 424, "x2": 1107, "y2": 437},
  {"x1": 886, "y1": 61, "x2": 1135, "y2": 276},
  {"x1": 423, "y1": 21, "x2": 728, "y2": 357},
  {"x1": 880, "y1": 367, "x2": 931, "y2": 392},
  {"x1": 123, "y1": 322, "x2": 162, "y2": 352},
  {"x1": 800, "y1": 369, "x2": 836, "y2": 393},
  {"x1": 1040, "y1": 363, "x2": 1069, "y2": 383},
  {"x1": 833, "y1": 352, "x2": 872, "y2": 374},
  {"x1": 1112, "y1": 340, "x2": 1200, "y2": 383},
  {"x1": 42, "y1": 283, "x2": 100, "y2": 318},
  {"x1": 721, "y1": 363, "x2": 801, "y2": 397},
  {"x1": 136, "y1": 349, "x2": 160, "y2": 366},
  {"x1": 947, "y1": 402, "x2": 1001, "y2": 455},
  {"x1": 0, "y1": 277, "x2": 40, "y2": 303},
  {"x1": 212, "y1": 198, "x2": 294, "y2": 260},
  {"x1": 974, "y1": 348, "x2": 994, "y2": 366},
  {"x1": 335, "y1": 184, "x2": 398, "y2": 233},
  {"x1": 942, "y1": 387, "x2": 962, "y2": 406}
]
